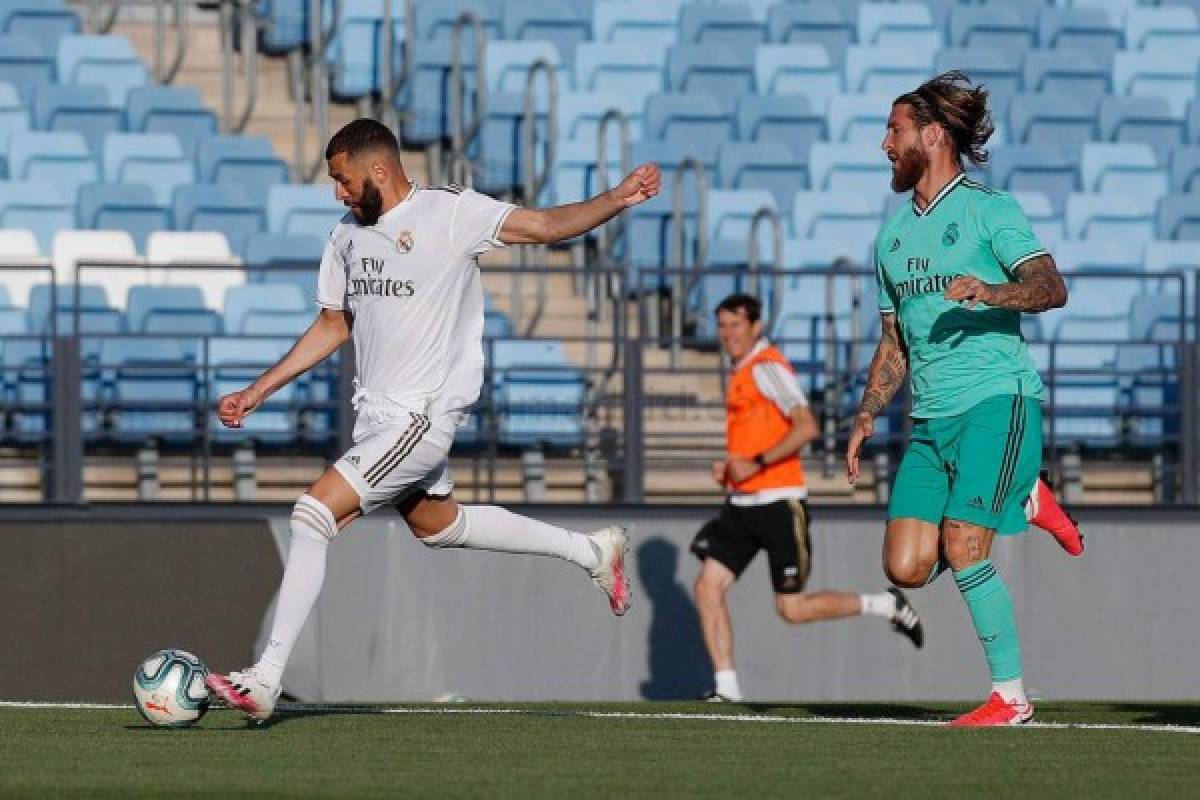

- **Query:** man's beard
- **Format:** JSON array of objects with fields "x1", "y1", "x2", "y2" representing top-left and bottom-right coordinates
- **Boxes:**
[
  {"x1": 352, "y1": 180, "x2": 384, "y2": 225},
  {"x1": 890, "y1": 145, "x2": 928, "y2": 192}
]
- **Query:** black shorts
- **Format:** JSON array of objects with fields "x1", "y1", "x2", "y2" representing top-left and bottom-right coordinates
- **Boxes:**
[{"x1": 690, "y1": 498, "x2": 812, "y2": 594}]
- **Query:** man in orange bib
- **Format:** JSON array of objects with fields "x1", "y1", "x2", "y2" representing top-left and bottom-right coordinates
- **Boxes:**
[{"x1": 691, "y1": 294, "x2": 924, "y2": 702}]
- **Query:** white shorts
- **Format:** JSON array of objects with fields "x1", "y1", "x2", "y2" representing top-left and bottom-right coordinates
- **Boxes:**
[{"x1": 333, "y1": 410, "x2": 459, "y2": 515}]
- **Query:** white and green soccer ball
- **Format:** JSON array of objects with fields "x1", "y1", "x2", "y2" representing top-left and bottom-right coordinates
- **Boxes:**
[{"x1": 132, "y1": 649, "x2": 211, "y2": 727}]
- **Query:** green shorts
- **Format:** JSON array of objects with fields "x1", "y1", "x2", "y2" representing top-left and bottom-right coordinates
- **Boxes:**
[{"x1": 887, "y1": 394, "x2": 1042, "y2": 536}]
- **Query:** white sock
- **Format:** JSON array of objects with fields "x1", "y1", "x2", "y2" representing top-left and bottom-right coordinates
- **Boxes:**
[
  {"x1": 255, "y1": 494, "x2": 336, "y2": 688},
  {"x1": 860, "y1": 592, "x2": 898, "y2": 618},
  {"x1": 715, "y1": 670, "x2": 742, "y2": 700},
  {"x1": 422, "y1": 505, "x2": 599, "y2": 570},
  {"x1": 994, "y1": 677, "x2": 1029, "y2": 707}
]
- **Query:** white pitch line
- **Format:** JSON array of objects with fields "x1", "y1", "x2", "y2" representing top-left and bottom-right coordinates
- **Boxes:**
[{"x1": 2, "y1": 702, "x2": 1198, "y2": 735}]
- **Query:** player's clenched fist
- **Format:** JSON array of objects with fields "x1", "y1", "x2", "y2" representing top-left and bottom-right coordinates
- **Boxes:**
[
  {"x1": 611, "y1": 163, "x2": 661, "y2": 208},
  {"x1": 844, "y1": 412, "x2": 875, "y2": 485},
  {"x1": 217, "y1": 386, "x2": 264, "y2": 428}
]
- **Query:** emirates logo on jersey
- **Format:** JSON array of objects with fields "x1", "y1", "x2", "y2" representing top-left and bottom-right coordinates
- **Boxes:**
[{"x1": 396, "y1": 230, "x2": 414, "y2": 254}]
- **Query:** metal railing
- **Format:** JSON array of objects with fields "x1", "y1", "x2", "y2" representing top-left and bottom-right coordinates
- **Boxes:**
[
  {"x1": 290, "y1": 0, "x2": 338, "y2": 181},
  {"x1": 218, "y1": 0, "x2": 259, "y2": 134},
  {"x1": 668, "y1": 158, "x2": 708, "y2": 367},
  {"x1": 445, "y1": 10, "x2": 486, "y2": 187}
]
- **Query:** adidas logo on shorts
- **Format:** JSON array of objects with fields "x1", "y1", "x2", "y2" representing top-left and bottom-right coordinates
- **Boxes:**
[{"x1": 967, "y1": 496, "x2": 985, "y2": 510}]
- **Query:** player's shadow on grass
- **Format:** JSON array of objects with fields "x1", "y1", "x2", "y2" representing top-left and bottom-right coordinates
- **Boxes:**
[
  {"x1": 1108, "y1": 703, "x2": 1200, "y2": 727},
  {"x1": 732, "y1": 702, "x2": 945, "y2": 722},
  {"x1": 636, "y1": 537, "x2": 710, "y2": 701}
]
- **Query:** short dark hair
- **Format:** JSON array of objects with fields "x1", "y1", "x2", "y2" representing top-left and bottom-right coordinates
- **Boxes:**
[
  {"x1": 716, "y1": 293, "x2": 761, "y2": 323},
  {"x1": 325, "y1": 118, "x2": 400, "y2": 161},
  {"x1": 894, "y1": 70, "x2": 994, "y2": 166}
]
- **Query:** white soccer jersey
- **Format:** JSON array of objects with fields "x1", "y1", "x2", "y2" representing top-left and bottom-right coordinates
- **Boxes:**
[{"x1": 316, "y1": 184, "x2": 515, "y2": 419}]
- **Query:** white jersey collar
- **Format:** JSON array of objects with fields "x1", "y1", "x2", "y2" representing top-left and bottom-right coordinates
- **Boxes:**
[{"x1": 733, "y1": 337, "x2": 770, "y2": 372}]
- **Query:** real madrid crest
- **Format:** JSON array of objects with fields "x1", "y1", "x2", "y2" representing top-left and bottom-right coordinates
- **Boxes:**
[{"x1": 396, "y1": 230, "x2": 414, "y2": 254}]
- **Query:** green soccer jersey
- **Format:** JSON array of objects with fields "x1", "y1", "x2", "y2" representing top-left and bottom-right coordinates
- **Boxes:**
[{"x1": 873, "y1": 173, "x2": 1046, "y2": 418}]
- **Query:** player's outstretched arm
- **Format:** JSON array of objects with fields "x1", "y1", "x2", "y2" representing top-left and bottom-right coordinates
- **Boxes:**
[
  {"x1": 846, "y1": 314, "x2": 908, "y2": 484},
  {"x1": 498, "y1": 163, "x2": 661, "y2": 245},
  {"x1": 943, "y1": 254, "x2": 1068, "y2": 313},
  {"x1": 217, "y1": 309, "x2": 351, "y2": 428}
]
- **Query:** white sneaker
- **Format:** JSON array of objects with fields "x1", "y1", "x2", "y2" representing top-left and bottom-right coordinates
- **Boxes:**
[
  {"x1": 205, "y1": 667, "x2": 281, "y2": 722},
  {"x1": 588, "y1": 526, "x2": 631, "y2": 616}
]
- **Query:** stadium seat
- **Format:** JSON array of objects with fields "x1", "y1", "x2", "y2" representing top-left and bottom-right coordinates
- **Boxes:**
[
  {"x1": 0, "y1": 228, "x2": 47, "y2": 311},
  {"x1": 857, "y1": 2, "x2": 942, "y2": 50},
  {"x1": 503, "y1": 0, "x2": 590, "y2": 63},
  {"x1": 413, "y1": 0, "x2": 502, "y2": 42},
  {"x1": 949, "y1": 5, "x2": 1034, "y2": 51},
  {"x1": 827, "y1": 93, "x2": 893, "y2": 143},
  {"x1": 1040, "y1": 8, "x2": 1123, "y2": 67},
  {"x1": 1170, "y1": 147, "x2": 1200, "y2": 194},
  {"x1": 242, "y1": 232, "x2": 322, "y2": 299},
  {"x1": 256, "y1": 0, "x2": 332, "y2": 55},
  {"x1": 705, "y1": 188, "x2": 777, "y2": 247},
  {"x1": 484, "y1": 40, "x2": 563, "y2": 94},
  {"x1": 1066, "y1": 193, "x2": 1158, "y2": 242},
  {"x1": 766, "y1": 2, "x2": 854, "y2": 66},
  {"x1": 125, "y1": 86, "x2": 219, "y2": 158},
  {"x1": 224, "y1": 283, "x2": 309, "y2": 334},
  {"x1": 27, "y1": 281, "x2": 113, "y2": 339},
  {"x1": 125, "y1": 285, "x2": 208, "y2": 333},
  {"x1": 1099, "y1": 96, "x2": 1184, "y2": 163},
  {"x1": 240, "y1": 309, "x2": 312, "y2": 336},
  {"x1": 1009, "y1": 93, "x2": 1098, "y2": 158},
  {"x1": 989, "y1": 145, "x2": 1079, "y2": 213},
  {"x1": 1124, "y1": 6, "x2": 1200, "y2": 52},
  {"x1": 808, "y1": 143, "x2": 892, "y2": 197},
  {"x1": 0, "y1": 79, "x2": 28, "y2": 164},
  {"x1": 592, "y1": 2, "x2": 677, "y2": 47},
  {"x1": 474, "y1": 89, "x2": 548, "y2": 193},
  {"x1": 146, "y1": 230, "x2": 243, "y2": 311},
  {"x1": 1081, "y1": 143, "x2": 1167, "y2": 196},
  {"x1": 102, "y1": 133, "x2": 194, "y2": 207},
  {"x1": 717, "y1": 141, "x2": 807, "y2": 216},
  {"x1": 207, "y1": 336, "x2": 297, "y2": 441},
  {"x1": 680, "y1": 2, "x2": 764, "y2": 49},
  {"x1": 0, "y1": 181, "x2": 74, "y2": 253},
  {"x1": 32, "y1": 84, "x2": 122, "y2": 155},
  {"x1": 735, "y1": 94, "x2": 825, "y2": 156},
  {"x1": 556, "y1": 90, "x2": 643, "y2": 143},
  {"x1": 0, "y1": 0, "x2": 80, "y2": 59},
  {"x1": 8, "y1": 131, "x2": 97, "y2": 200},
  {"x1": 1144, "y1": 239, "x2": 1200, "y2": 274},
  {"x1": 1010, "y1": 190, "x2": 1065, "y2": 245},
  {"x1": 56, "y1": 34, "x2": 148, "y2": 105},
  {"x1": 0, "y1": 35, "x2": 53, "y2": 106},
  {"x1": 50, "y1": 229, "x2": 144, "y2": 320},
  {"x1": 843, "y1": 46, "x2": 934, "y2": 95},
  {"x1": 1054, "y1": 238, "x2": 1145, "y2": 274},
  {"x1": 398, "y1": 39, "x2": 478, "y2": 145},
  {"x1": 1113, "y1": 51, "x2": 1198, "y2": 117},
  {"x1": 1023, "y1": 50, "x2": 1111, "y2": 108},
  {"x1": 1158, "y1": 194, "x2": 1200, "y2": 240},
  {"x1": 172, "y1": 184, "x2": 265, "y2": 255},
  {"x1": 327, "y1": 0, "x2": 404, "y2": 100},
  {"x1": 490, "y1": 339, "x2": 584, "y2": 449},
  {"x1": 754, "y1": 44, "x2": 841, "y2": 110},
  {"x1": 100, "y1": 337, "x2": 198, "y2": 444},
  {"x1": 573, "y1": 43, "x2": 665, "y2": 102},
  {"x1": 550, "y1": 136, "x2": 625, "y2": 207},
  {"x1": 667, "y1": 44, "x2": 753, "y2": 108},
  {"x1": 197, "y1": 135, "x2": 290, "y2": 209},
  {"x1": 934, "y1": 48, "x2": 1022, "y2": 99},
  {"x1": 642, "y1": 93, "x2": 733, "y2": 162},
  {"x1": 266, "y1": 184, "x2": 346, "y2": 236},
  {"x1": 76, "y1": 182, "x2": 168, "y2": 251},
  {"x1": 793, "y1": 190, "x2": 883, "y2": 242}
]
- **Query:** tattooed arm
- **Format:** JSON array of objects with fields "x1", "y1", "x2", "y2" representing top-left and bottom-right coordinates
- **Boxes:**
[
  {"x1": 846, "y1": 313, "x2": 908, "y2": 483},
  {"x1": 942, "y1": 254, "x2": 1068, "y2": 313}
]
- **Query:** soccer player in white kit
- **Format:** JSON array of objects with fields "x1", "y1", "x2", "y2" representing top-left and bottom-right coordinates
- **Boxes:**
[{"x1": 205, "y1": 119, "x2": 661, "y2": 720}]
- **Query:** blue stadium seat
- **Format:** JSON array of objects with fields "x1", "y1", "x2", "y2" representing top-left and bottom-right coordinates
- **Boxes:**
[
  {"x1": 6, "y1": 131, "x2": 95, "y2": 204},
  {"x1": 125, "y1": 285, "x2": 207, "y2": 333},
  {"x1": 267, "y1": 184, "x2": 345, "y2": 237},
  {"x1": 1113, "y1": 51, "x2": 1198, "y2": 117},
  {"x1": 413, "y1": 0, "x2": 502, "y2": 42},
  {"x1": 125, "y1": 86, "x2": 219, "y2": 158},
  {"x1": 172, "y1": 184, "x2": 265, "y2": 255},
  {"x1": 1081, "y1": 142, "x2": 1166, "y2": 198},
  {"x1": 934, "y1": 48, "x2": 1022, "y2": 99},
  {"x1": 573, "y1": 43, "x2": 665, "y2": 101},
  {"x1": 256, "y1": 0, "x2": 332, "y2": 55},
  {"x1": 754, "y1": 44, "x2": 841, "y2": 109},
  {"x1": 398, "y1": 39, "x2": 477, "y2": 145},
  {"x1": 1143, "y1": 239, "x2": 1200, "y2": 275},
  {"x1": 491, "y1": 339, "x2": 584, "y2": 449},
  {"x1": 1009, "y1": 190, "x2": 1064, "y2": 245},
  {"x1": 224, "y1": 283, "x2": 309, "y2": 334},
  {"x1": 1099, "y1": 96, "x2": 1183, "y2": 163},
  {"x1": 717, "y1": 141, "x2": 807, "y2": 216},
  {"x1": 0, "y1": 0, "x2": 80, "y2": 60},
  {"x1": 33, "y1": 84, "x2": 122, "y2": 154},
  {"x1": 1023, "y1": 49, "x2": 1111, "y2": 108},
  {"x1": 989, "y1": 144, "x2": 1079, "y2": 213},
  {"x1": 76, "y1": 181, "x2": 168, "y2": 250},
  {"x1": 843, "y1": 46, "x2": 933, "y2": 95},
  {"x1": 667, "y1": 44, "x2": 753, "y2": 108},
  {"x1": 1053, "y1": 238, "x2": 1145, "y2": 274},
  {"x1": 0, "y1": 307, "x2": 25, "y2": 334},
  {"x1": 949, "y1": 5, "x2": 1034, "y2": 51},
  {"x1": 56, "y1": 34, "x2": 148, "y2": 105},
  {"x1": 827, "y1": 93, "x2": 892, "y2": 143},
  {"x1": 27, "y1": 282, "x2": 109, "y2": 332},
  {"x1": 1124, "y1": 6, "x2": 1200, "y2": 52},
  {"x1": 793, "y1": 190, "x2": 883, "y2": 241},
  {"x1": 503, "y1": 0, "x2": 590, "y2": 62},
  {"x1": 102, "y1": 133, "x2": 193, "y2": 207},
  {"x1": 735, "y1": 94, "x2": 824, "y2": 155},
  {"x1": 197, "y1": 135, "x2": 289, "y2": 209},
  {"x1": 243, "y1": 232, "x2": 325, "y2": 266},
  {"x1": 1129, "y1": 292, "x2": 1184, "y2": 341},
  {"x1": 705, "y1": 188, "x2": 777, "y2": 245},
  {"x1": 474, "y1": 90, "x2": 547, "y2": 194},
  {"x1": 207, "y1": 336, "x2": 298, "y2": 441},
  {"x1": 1066, "y1": 192, "x2": 1157, "y2": 242},
  {"x1": 642, "y1": 92, "x2": 733, "y2": 161},
  {"x1": 1170, "y1": 147, "x2": 1200, "y2": 193},
  {"x1": 0, "y1": 34, "x2": 52, "y2": 105},
  {"x1": 100, "y1": 337, "x2": 198, "y2": 443},
  {"x1": 766, "y1": 2, "x2": 854, "y2": 66},
  {"x1": 1009, "y1": 93, "x2": 1098, "y2": 158},
  {"x1": 550, "y1": 136, "x2": 624, "y2": 207},
  {"x1": 1039, "y1": 8, "x2": 1123, "y2": 67},
  {"x1": 241, "y1": 309, "x2": 311, "y2": 335},
  {"x1": 808, "y1": 143, "x2": 891, "y2": 197},
  {"x1": 857, "y1": 1, "x2": 942, "y2": 50},
  {"x1": 680, "y1": 2, "x2": 764, "y2": 48},
  {"x1": 592, "y1": 2, "x2": 677, "y2": 47},
  {"x1": 1158, "y1": 194, "x2": 1200, "y2": 240},
  {"x1": 0, "y1": 80, "x2": 29, "y2": 178},
  {"x1": 556, "y1": 90, "x2": 643, "y2": 142},
  {"x1": 484, "y1": 40, "x2": 563, "y2": 94},
  {"x1": 327, "y1": 0, "x2": 404, "y2": 100}
]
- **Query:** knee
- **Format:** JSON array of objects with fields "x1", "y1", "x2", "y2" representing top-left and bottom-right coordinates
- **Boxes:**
[
  {"x1": 693, "y1": 574, "x2": 727, "y2": 607},
  {"x1": 776, "y1": 597, "x2": 814, "y2": 624},
  {"x1": 415, "y1": 505, "x2": 467, "y2": 547},
  {"x1": 884, "y1": 555, "x2": 932, "y2": 589},
  {"x1": 291, "y1": 494, "x2": 338, "y2": 543}
]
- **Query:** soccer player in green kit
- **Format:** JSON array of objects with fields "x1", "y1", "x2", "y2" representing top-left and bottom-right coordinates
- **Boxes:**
[{"x1": 845, "y1": 72, "x2": 1080, "y2": 726}]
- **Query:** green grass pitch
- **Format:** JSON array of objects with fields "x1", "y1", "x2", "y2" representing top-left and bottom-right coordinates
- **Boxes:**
[{"x1": 1, "y1": 702, "x2": 1199, "y2": 798}]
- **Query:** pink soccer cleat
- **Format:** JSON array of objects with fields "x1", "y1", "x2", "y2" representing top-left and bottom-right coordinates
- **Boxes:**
[
  {"x1": 588, "y1": 526, "x2": 631, "y2": 616},
  {"x1": 1027, "y1": 477, "x2": 1084, "y2": 556},
  {"x1": 205, "y1": 667, "x2": 280, "y2": 722},
  {"x1": 948, "y1": 692, "x2": 1034, "y2": 727}
]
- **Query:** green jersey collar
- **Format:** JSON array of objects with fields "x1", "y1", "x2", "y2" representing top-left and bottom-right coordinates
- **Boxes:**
[{"x1": 911, "y1": 171, "x2": 965, "y2": 217}]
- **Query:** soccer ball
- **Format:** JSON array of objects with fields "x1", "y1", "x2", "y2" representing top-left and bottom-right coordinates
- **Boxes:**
[{"x1": 132, "y1": 649, "x2": 211, "y2": 727}]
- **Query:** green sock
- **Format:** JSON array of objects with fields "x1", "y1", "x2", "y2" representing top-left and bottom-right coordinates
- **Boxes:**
[{"x1": 954, "y1": 560, "x2": 1022, "y2": 683}]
